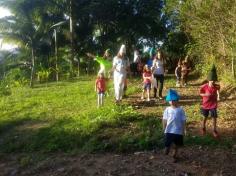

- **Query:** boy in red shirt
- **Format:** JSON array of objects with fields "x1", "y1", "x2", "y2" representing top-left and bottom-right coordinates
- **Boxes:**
[
  {"x1": 141, "y1": 65, "x2": 152, "y2": 101},
  {"x1": 199, "y1": 65, "x2": 220, "y2": 138},
  {"x1": 95, "y1": 73, "x2": 106, "y2": 108}
]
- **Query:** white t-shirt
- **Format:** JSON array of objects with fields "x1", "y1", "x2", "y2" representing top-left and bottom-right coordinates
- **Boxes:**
[
  {"x1": 153, "y1": 59, "x2": 164, "y2": 75},
  {"x1": 113, "y1": 56, "x2": 128, "y2": 75},
  {"x1": 163, "y1": 106, "x2": 186, "y2": 135}
]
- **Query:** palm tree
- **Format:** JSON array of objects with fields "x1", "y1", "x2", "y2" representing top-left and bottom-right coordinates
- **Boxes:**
[{"x1": 0, "y1": 0, "x2": 53, "y2": 87}]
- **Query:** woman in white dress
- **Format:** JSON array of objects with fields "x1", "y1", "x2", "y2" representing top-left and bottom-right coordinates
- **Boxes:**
[{"x1": 112, "y1": 44, "x2": 129, "y2": 103}]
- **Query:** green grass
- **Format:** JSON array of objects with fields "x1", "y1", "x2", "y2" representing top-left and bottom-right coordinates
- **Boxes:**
[{"x1": 0, "y1": 75, "x2": 234, "y2": 153}]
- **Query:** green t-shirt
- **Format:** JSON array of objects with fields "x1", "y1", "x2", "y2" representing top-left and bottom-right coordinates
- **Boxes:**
[{"x1": 95, "y1": 56, "x2": 112, "y2": 70}]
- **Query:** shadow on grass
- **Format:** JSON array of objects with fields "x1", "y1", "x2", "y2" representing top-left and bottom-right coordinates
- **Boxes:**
[
  {"x1": 0, "y1": 111, "x2": 164, "y2": 153},
  {"x1": 179, "y1": 95, "x2": 201, "y2": 106},
  {"x1": 0, "y1": 110, "x2": 234, "y2": 154}
]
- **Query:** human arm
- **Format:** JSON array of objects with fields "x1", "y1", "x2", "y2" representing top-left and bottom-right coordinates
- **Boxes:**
[
  {"x1": 175, "y1": 67, "x2": 178, "y2": 77},
  {"x1": 199, "y1": 85, "x2": 211, "y2": 97},
  {"x1": 162, "y1": 109, "x2": 168, "y2": 132},
  {"x1": 216, "y1": 84, "x2": 220, "y2": 100},
  {"x1": 217, "y1": 90, "x2": 220, "y2": 101}
]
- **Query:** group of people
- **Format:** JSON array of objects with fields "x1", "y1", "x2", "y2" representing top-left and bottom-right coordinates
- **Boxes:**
[
  {"x1": 163, "y1": 65, "x2": 220, "y2": 162},
  {"x1": 175, "y1": 59, "x2": 191, "y2": 87},
  {"x1": 92, "y1": 46, "x2": 221, "y2": 163},
  {"x1": 94, "y1": 44, "x2": 129, "y2": 107},
  {"x1": 141, "y1": 48, "x2": 165, "y2": 101}
]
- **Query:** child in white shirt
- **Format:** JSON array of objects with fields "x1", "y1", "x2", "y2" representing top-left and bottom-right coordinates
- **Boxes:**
[{"x1": 163, "y1": 89, "x2": 186, "y2": 162}]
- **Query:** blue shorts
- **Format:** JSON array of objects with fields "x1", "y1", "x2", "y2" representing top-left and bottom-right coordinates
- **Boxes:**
[
  {"x1": 165, "y1": 133, "x2": 183, "y2": 147},
  {"x1": 143, "y1": 83, "x2": 151, "y2": 90},
  {"x1": 201, "y1": 108, "x2": 217, "y2": 118}
]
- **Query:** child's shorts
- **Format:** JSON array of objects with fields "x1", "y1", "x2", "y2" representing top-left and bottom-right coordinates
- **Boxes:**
[
  {"x1": 98, "y1": 91, "x2": 105, "y2": 95},
  {"x1": 201, "y1": 108, "x2": 217, "y2": 118},
  {"x1": 143, "y1": 82, "x2": 151, "y2": 90},
  {"x1": 165, "y1": 133, "x2": 183, "y2": 147},
  {"x1": 176, "y1": 76, "x2": 181, "y2": 82}
]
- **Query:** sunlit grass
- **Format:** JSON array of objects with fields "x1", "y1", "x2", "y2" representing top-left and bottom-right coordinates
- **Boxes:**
[{"x1": 0, "y1": 75, "x2": 234, "y2": 153}]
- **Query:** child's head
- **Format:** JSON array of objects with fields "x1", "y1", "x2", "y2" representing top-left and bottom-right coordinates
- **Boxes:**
[
  {"x1": 143, "y1": 64, "x2": 151, "y2": 72},
  {"x1": 166, "y1": 89, "x2": 180, "y2": 107},
  {"x1": 104, "y1": 49, "x2": 111, "y2": 58},
  {"x1": 98, "y1": 72, "x2": 104, "y2": 79},
  {"x1": 182, "y1": 61, "x2": 187, "y2": 66}
]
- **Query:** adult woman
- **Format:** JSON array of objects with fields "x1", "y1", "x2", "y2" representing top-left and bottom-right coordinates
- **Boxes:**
[
  {"x1": 112, "y1": 44, "x2": 129, "y2": 103},
  {"x1": 152, "y1": 50, "x2": 165, "y2": 99}
]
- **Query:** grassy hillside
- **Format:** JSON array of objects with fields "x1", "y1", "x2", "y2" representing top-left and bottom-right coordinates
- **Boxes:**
[{"x1": 0, "y1": 75, "x2": 234, "y2": 153}]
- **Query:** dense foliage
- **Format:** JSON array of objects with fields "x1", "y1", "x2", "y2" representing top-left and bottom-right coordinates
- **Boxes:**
[{"x1": 0, "y1": 0, "x2": 235, "y2": 88}]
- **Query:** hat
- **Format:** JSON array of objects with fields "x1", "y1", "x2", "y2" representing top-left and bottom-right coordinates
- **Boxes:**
[
  {"x1": 207, "y1": 64, "x2": 218, "y2": 81},
  {"x1": 165, "y1": 89, "x2": 180, "y2": 101},
  {"x1": 105, "y1": 49, "x2": 110, "y2": 54},
  {"x1": 119, "y1": 44, "x2": 126, "y2": 55}
]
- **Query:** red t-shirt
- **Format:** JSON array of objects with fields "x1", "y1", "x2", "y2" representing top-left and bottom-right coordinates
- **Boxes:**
[
  {"x1": 200, "y1": 83, "x2": 220, "y2": 109},
  {"x1": 143, "y1": 71, "x2": 152, "y2": 84},
  {"x1": 96, "y1": 78, "x2": 106, "y2": 92}
]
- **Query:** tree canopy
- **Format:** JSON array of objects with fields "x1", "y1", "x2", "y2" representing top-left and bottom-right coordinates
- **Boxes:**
[{"x1": 0, "y1": 0, "x2": 235, "y2": 86}]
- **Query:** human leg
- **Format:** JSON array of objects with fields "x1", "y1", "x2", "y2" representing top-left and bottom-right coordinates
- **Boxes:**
[
  {"x1": 201, "y1": 108, "x2": 209, "y2": 135},
  {"x1": 118, "y1": 75, "x2": 125, "y2": 101},
  {"x1": 100, "y1": 93, "x2": 104, "y2": 106},
  {"x1": 153, "y1": 74, "x2": 159, "y2": 98},
  {"x1": 173, "y1": 134, "x2": 183, "y2": 162},
  {"x1": 210, "y1": 109, "x2": 218, "y2": 137},
  {"x1": 114, "y1": 74, "x2": 122, "y2": 102},
  {"x1": 97, "y1": 94, "x2": 100, "y2": 107},
  {"x1": 146, "y1": 83, "x2": 151, "y2": 101},
  {"x1": 141, "y1": 89, "x2": 145, "y2": 100},
  {"x1": 164, "y1": 133, "x2": 173, "y2": 155},
  {"x1": 173, "y1": 145, "x2": 179, "y2": 162},
  {"x1": 159, "y1": 74, "x2": 164, "y2": 98},
  {"x1": 147, "y1": 88, "x2": 150, "y2": 101}
]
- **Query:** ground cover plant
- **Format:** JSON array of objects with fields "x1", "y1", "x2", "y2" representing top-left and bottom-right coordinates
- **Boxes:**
[{"x1": 0, "y1": 75, "x2": 234, "y2": 154}]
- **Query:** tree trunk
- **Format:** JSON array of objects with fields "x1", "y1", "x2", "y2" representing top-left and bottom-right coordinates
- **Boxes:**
[
  {"x1": 70, "y1": 0, "x2": 75, "y2": 77},
  {"x1": 54, "y1": 29, "x2": 59, "y2": 82},
  {"x1": 77, "y1": 58, "x2": 80, "y2": 77},
  {"x1": 30, "y1": 48, "x2": 35, "y2": 88}
]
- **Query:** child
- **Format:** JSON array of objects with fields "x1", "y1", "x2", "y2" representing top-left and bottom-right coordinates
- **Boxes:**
[
  {"x1": 141, "y1": 65, "x2": 152, "y2": 101},
  {"x1": 181, "y1": 61, "x2": 191, "y2": 86},
  {"x1": 175, "y1": 60, "x2": 182, "y2": 87},
  {"x1": 163, "y1": 89, "x2": 186, "y2": 162},
  {"x1": 199, "y1": 64, "x2": 220, "y2": 138},
  {"x1": 95, "y1": 73, "x2": 106, "y2": 108}
]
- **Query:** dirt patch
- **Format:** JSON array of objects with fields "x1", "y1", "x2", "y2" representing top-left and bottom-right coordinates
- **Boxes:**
[{"x1": 0, "y1": 146, "x2": 236, "y2": 176}]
